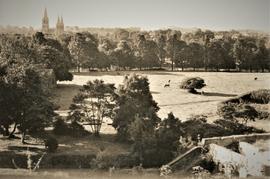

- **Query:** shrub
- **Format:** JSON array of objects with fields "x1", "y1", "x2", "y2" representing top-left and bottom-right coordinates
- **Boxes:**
[
  {"x1": 180, "y1": 77, "x2": 206, "y2": 94},
  {"x1": 53, "y1": 117, "x2": 70, "y2": 135},
  {"x1": 250, "y1": 89, "x2": 270, "y2": 104},
  {"x1": 69, "y1": 121, "x2": 89, "y2": 137},
  {"x1": 223, "y1": 89, "x2": 270, "y2": 104},
  {"x1": 217, "y1": 103, "x2": 258, "y2": 124},
  {"x1": 214, "y1": 119, "x2": 264, "y2": 135},
  {"x1": 91, "y1": 151, "x2": 137, "y2": 169},
  {"x1": 181, "y1": 116, "x2": 230, "y2": 139},
  {"x1": 44, "y1": 136, "x2": 58, "y2": 153},
  {"x1": 53, "y1": 117, "x2": 89, "y2": 137}
]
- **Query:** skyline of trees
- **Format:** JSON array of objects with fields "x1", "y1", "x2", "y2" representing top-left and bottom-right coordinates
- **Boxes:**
[{"x1": 0, "y1": 28, "x2": 269, "y2": 72}]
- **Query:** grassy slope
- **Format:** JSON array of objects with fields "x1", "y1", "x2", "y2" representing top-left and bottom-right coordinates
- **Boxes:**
[{"x1": 54, "y1": 72, "x2": 270, "y2": 132}]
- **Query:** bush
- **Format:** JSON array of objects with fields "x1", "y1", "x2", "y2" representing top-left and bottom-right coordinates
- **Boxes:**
[
  {"x1": 214, "y1": 119, "x2": 264, "y2": 135},
  {"x1": 181, "y1": 116, "x2": 230, "y2": 139},
  {"x1": 223, "y1": 89, "x2": 270, "y2": 104},
  {"x1": 53, "y1": 118, "x2": 89, "y2": 137},
  {"x1": 53, "y1": 117, "x2": 70, "y2": 135},
  {"x1": 180, "y1": 77, "x2": 206, "y2": 94},
  {"x1": 91, "y1": 151, "x2": 137, "y2": 169},
  {"x1": 250, "y1": 89, "x2": 270, "y2": 104},
  {"x1": 217, "y1": 103, "x2": 258, "y2": 124},
  {"x1": 44, "y1": 136, "x2": 58, "y2": 153},
  {"x1": 69, "y1": 121, "x2": 89, "y2": 137}
]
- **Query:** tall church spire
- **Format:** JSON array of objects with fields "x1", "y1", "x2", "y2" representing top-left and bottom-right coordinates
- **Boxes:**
[
  {"x1": 56, "y1": 15, "x2": 64, "y2": 36},
  {"x1": 42, "y1": 8, "x2": 49, "y2": 33},
  {"x1": 44, "y1": 8, "x2": 48, "y2": 18}
]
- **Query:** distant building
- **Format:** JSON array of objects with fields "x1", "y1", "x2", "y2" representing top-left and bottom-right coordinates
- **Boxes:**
[
  {"x1": 42, "y1": 8, "x2": 49, "y2": 33},
  {"x1": 56, "y1": 16, "x2": 64, "y2": 36},
  {"x1": 41, "y1": 8, "x2": 64, "y2": 36}
]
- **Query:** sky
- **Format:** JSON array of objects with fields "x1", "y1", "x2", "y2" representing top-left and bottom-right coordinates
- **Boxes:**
[{"x1": 0, "y1": 0, "x2": 269, "y2": 32}]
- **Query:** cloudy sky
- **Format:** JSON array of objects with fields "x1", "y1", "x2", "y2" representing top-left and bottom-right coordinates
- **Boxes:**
[{"x1": 0, "y1": 0, "x2": 269, "y2": 31}]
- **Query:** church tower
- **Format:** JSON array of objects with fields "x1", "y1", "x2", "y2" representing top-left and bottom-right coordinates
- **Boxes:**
[
  {"x1": 42, "y1": 8, "x2": 49, "y2": 33},
  {"x1": 56, "y1": 16, "x2": 64, "y2": 36}
]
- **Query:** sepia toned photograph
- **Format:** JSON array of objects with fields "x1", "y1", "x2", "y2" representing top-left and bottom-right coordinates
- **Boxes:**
[{"x1": 0, "y1": 0, "x2": 269, "y2": 178}]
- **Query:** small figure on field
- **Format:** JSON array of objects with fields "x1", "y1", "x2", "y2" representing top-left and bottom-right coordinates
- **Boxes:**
[
  {"x1": 254, "y1": 77, "x2": 258, "y2": 80},
  {"x1": 164, "y1": 80, "x2": 171, "y2": 87}
]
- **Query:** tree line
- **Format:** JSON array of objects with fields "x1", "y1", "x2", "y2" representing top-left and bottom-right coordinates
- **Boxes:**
[
  {"x1": 66, "y1": 29, "x2": 269, "y2": 72},
  {"x1": 1, "y1": 28, "x2": 269, "y2": 75}
]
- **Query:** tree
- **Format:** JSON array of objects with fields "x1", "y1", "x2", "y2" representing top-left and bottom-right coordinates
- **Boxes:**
[
  {"x1": 207, "y1": 39, "x2": 224, "y2": 71},
  {"x1": 220, "y1": 37, "x2": 236, "y2": 71},
  {"x1": 180, "y1": 77, "x2": 206, "y2": 94},
  {"x1": 112, "y1": 74, "x2": 160, "y2": 141},
  {"x1": 111, "y1": 40, "x2": 136, "y2": 69},
  {"x1": 68, "y1": 33, "x2": 99, "y2": 72},
  {"x1": 69, "y1": 80, "x2": 116, "y2": 136},
  {"x1": 0, "y1": 34, "x2": 56, "y2": 142},
  {"x1": 166, "y1": 33, "x2": 186, "y2": 71},
  {"x1": 254, "y1": 39, "x2": 269, "y2": 72},
  {"x1": 33, "y1": 32, "x2": 73, "y2": 81},
  {"x1": 156, "y1": 113, "x2": 183, "y2": 157},
  {"x1": 156, "y1": 34, "x2": 167, "y2": 68},
  {"x1": 175, "y1": 42, "x2": 190, "y2": 71},
  {"x1": 188, "y1": 42, "x2": 204, "y2": 70},
  {"x1": 37, "y1": 44, "x2": 73, "y2": 81},
  {"x1": 233, "y1": 36, "x2": 257, "y2": 71},
  {"x1": 0, "y1": 61, "x2": 55, "y2": 143},
  {"x1": 128, "y1": 116, "x2": 157, "y2": 165},
  {"x1": 137, "y1": 34, "x2": 160, "y2": 69}
]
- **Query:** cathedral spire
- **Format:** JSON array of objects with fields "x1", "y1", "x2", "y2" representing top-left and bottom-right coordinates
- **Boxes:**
[
  {"x1": 57, "y1": 16, "x2": 60, "y2": 25},
  {"x1": 42, "y1": 8, "x2": 49, "y2": 33},
  {"x1": 60, "y1": 16, "x2": 64, "y2": 24},
  {"x1": 44, "y1": 8, "x2": 48, "y2": 18}
]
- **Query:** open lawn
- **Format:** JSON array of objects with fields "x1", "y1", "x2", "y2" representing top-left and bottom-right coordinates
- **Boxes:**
[{"x1": 54, "y1": 71, "x2": 270, "y2": 132}]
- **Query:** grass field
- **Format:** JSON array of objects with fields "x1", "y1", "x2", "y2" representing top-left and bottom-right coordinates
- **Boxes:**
[{"x1": 54, "y1": 71, "x2": 270, "y2": 133}]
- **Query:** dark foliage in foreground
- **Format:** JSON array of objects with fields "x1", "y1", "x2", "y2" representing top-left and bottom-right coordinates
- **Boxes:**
[
  {"x1": 44, "y1": 136, "x2": 58, "y2": 153},
  {"x1": 53, "y1": 118, "x2": 89, "y2": 137}
]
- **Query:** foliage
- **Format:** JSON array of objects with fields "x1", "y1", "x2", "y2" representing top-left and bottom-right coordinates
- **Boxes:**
[
  {"x1": 69, "y1": 80, "x2": 116, "y2": 136},
  {"x1": 181, "y1": 115, "x2": 230, "y2": 140},
  {"x1": 44, "y1": 136, "x2": 58, "y2": 153},
  {"x1": 112, "y1": 74, "x2": 160, "y2": 141},
  {"x1": 179, "y1": 77, "x2": 206, "y2": 93},
  {"x1": 52, "y1": 117, "x2": 71, "y2": 135},
  {"x1": 111, "y1": 40, "x2": 136, "y2": 69},
  {"x1": 214, "y1": 119, "x2": 264, "y2": 135},
  {"x1": 0, "y1": 59, "x2": 56, "y2": 142},
  {"x1": 156, "y1": 113, "x2": 183, "y2": 155},
  {"x1": 1, "y1": 29, "x2": 269, "y2": 72},
  {"x1": 68, "y1": 32, "x2": 100, "y2": 72},
  {"x1": 137, "y1": 34, "x2": 160, "y2": 69},
  {"x1": 217, "y1": 103, "x2": 258, "y2": 124},
  {"x1": 32, "y1": 32, "x2": 73, "y2": 81},
  {"x1": 250, "y1": 89, "x2": 270, "y2": 104},
  {"x1": 166, "y1": 33, "x2": 186, "y2": 71}
]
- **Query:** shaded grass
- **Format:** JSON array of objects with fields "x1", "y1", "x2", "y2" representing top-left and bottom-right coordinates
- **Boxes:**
[{"x1": 51, "y1": 84, "x2": 81, "y2": 110}]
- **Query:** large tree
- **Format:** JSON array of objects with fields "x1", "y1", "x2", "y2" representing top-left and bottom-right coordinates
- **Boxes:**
[
  {"x1": 166, "y1": 33, "x2": 186, "y2": 71},
  {"x1": 112, "y1": 74, "x2": 160, "y2": 141},
  {"x1": 111, "y1": 40, "x2": 136, "y2": 69},
  {"x1": 233, "y1": 36, "x2": 257, "y2": 71},
  {"x1": 0, "y1": 61, "x2": 55, "y2": 143},
  {"x1": 33, "y1": 32, "x2": 73, "y2": 81},
  {"x1": 68, "y1": 32, "x2": 100, "y2": 72},
  {"x1": 137, "y1": 34, "x2": 160, "y2": 69},
  {"x1": 69, "y1": 80, "x2": 116, "y2": 136}
]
